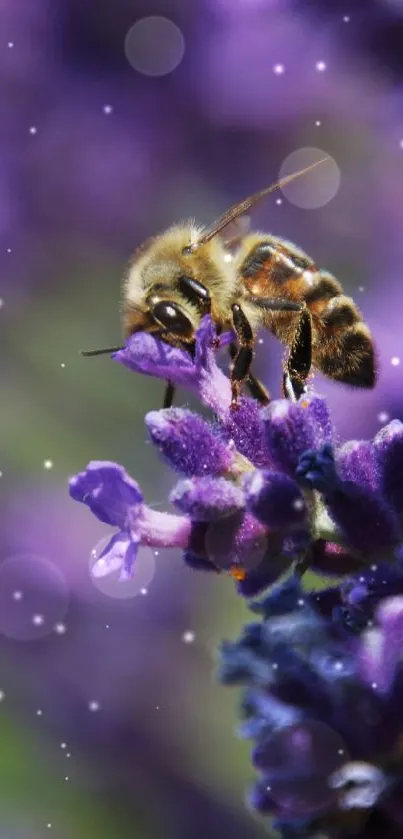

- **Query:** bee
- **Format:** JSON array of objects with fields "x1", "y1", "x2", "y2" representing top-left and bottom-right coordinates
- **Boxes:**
[{"x1": 82, "y1": 159, "x2": 376, "y2": 408}]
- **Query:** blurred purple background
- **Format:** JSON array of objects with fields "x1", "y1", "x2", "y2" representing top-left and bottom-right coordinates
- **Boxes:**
[{"x1": 2, "y1": 1, "x2": 403, "y2": 837}]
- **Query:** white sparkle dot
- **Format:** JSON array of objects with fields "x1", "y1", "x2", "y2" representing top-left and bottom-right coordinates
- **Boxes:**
[
  {"x1": 60, "y1": 742, "x2": 67, "y2": 749},
  {"x1": 272, "y1": 662, "x2": 279, "y2": 670},
  {"x1": 293, "y1": 498, "x2": 305, "y2": 511},
  {"x1": 54, "y1": 622, "x2": 66, "y2": 634},
  {"x1": 0, "y1": 298, "x2": 4, "y2": 308},
  {"x1": 66, "y1": 752, "x2": 71, "y2": 758},
  {"x1": 60, "y1": 363, "x2": 65, "y2": 369},
  {"x1": 8, "y1": 41, "x2": 14, "y2": 48},
  {"x1": 13, "y1": 590, "x2": 23, "y2": 601},
  {"x1": 371, "y1": 682, "x2": 378, "y2": 690},
  {"x1": 103, "y1": 104, "x2": 113, "y2": 114},
  {"x1": 105, "y1": 624, "x2": 110, "y2": 629},
  {"x1": 154, "y1": 550, "x2": 159, "y2": 557},
  {"x1": 0, "y1": 691, "x2": 5, "y2": 702},
  {"x1": 258, "y1": 338, "x2": 264, "y2": 344},
  {"x1": 378, "y1": 411, "x2": 389, "y2": 423},
  {"x1": 391, "y1": 356, "x2": 400, "y2": 366},
  {"x1": 223, "y1": 253, "x2": 233, "y2": 263},
  {"x1": 47, "y1": 824, "x2": 52, "y2": 829},
  {"x1": 334, "y1": 661, "x2": 343, "y2": 671},
  {"x1": 315, "y1": 120, "x2": 321, "y2": 126},
  {"x1": 0, "y1": 472, "x2": 2, "y2": 478},
  {"x1": 88, "y1": 700, "x2": 100, "y2": 712},
  {"x1": 32, "y1": 614, "x2": 44, "y2": 626},
  {"x1": 370, "y1": 565, "x2": 378, "y2": 572},
  {"x1": 44, "y1": 459, "x2": 53, "y2": 469},
  {"x1": 6, "y1": 248, "x2": 11, "y2": 253},
  {"x1": 315, "y1": 61, "x2": 327, "y2": 72},
  {"x1": 182, "y1": 630, "x2": 195, "y2": 643},
  {"x1": 140, "y1": 587, "x2": 148, "y2": 595},
  {"x1": 276, "y1": 198, "x2": 282, "y2": 205},
  {"x1": 297, "y1": 598, "x2": 305, "y2": 606},
  {"x1": 156, "y1": 705, "x2": 160, "y2": 710},
  {"x1": 338, "y1": 748, "x2": 345, "y2": 755},
  {"x1": 29, "y1": 126, "x2": 37, "y2": 135},
  {"x1": 273, "y1": 63, "x2": 285, "y2": 75},
  {"x1": 64, "y1": 776, "x2": 69, "y2": 781},
  {"x1": 358, "y1": 286, "x2": 365, "y2": 292},
  {"x1": 343, "y1": 15, "x2": 350, "y2": 22},
  {"x1": 36, "y1": 709, "x2": 43, "y2": 716}
]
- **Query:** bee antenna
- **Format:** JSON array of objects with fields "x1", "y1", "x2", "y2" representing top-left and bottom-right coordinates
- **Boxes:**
[
  {"x1": 80, "y1": 346, "x2": 124, "y2": 357},
  {"x1": 188, "y1": 157, "x2": 330, "y2": 252}
]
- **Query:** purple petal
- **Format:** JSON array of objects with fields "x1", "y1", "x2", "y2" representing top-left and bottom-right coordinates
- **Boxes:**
[
  {"x1": 91, "y1": 531, "x2": 130, "y2": 578},
  {"x1": 145, "y1": 408, "x2": 234, "y2": 476},
  {"x1": 113, "y1": 332, "x2": 196, "y2": 387},
  {"x1": 69, "y1": 461, "x2": 143, "y2": 528},
  {"x1": 324, "y1": 483, "x2": 400, "y2": 553},
  {"x1": 221, "y1": 397, "x2": 271, "y2": 468},
  {"x1": 169, "y1": 476, "x2": 245, "y2": 521},
  {"x1": 261, "y1": 399, "x2": 317, "y2": 476},
  {"x1": 244, "y1": 470, "x2": 307, "y2": 530},
  {"x1": 374, "y1": 420, "x2": 403, "y2": 516},
  {"x1": 337, "y1": 440, "x2": 379, "y2": 492}
]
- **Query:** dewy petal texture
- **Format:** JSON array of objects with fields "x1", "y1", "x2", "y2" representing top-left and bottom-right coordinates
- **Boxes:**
[
  {"x1": 170, "y1": 476, "x2": 245, "y2": 521},
  {"x1": 145, "y1": 408, "x2": 234, "y2": 476}
]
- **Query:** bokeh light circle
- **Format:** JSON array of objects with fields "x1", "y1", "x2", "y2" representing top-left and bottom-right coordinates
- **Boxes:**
[
  {"x1": 261, "y1": 720, "x2": 348, "y2": 815},
  {"x1": 204, "y1": 515, "x2": 268, "y2": 573},
  {"x1": 0, "y1": 555, "x2": 69, "y2": 641},
  {"x1": 279, "y1": 147, "x2": 341, "y2": 209},
  {"x1": 124, "y1": 17, "x2": 185, "y2": 77},
  {"x1": 89, "y1": 535, "x2": 156, "y2": 599}
]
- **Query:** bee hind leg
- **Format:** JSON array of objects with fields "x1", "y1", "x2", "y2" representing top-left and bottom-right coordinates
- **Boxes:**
[
  {"x1": 163, "y1": 381, "x2": 176, "y2": 409},
  {"x1": 230, "y1": 304, "x2": 256, "y2": 409},
  {"x1": 229, "y1": 343, "x2": 270, "y2": 405},
  {"x1": 283, "y1": 306, "x2": 312, "y2": 401}
]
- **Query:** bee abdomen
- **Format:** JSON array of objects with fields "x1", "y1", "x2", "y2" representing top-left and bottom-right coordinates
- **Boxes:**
[{"x1": 313, "y1": 302, "x2": 376, "y2": 388}]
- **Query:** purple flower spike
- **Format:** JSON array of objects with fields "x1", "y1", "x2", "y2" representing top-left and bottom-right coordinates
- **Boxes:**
[
  {"x1": 261, "y1": 398, "x2": 318, "y2": 476},
  {"x1": 69, "y1": 461, "x2": 143, "y2": 528},
  {"x1": 374, "y1": 420, "x2": 403, "y2": 517},
  {"x1": 145, "y1": 408, "x2": 234, "y2": 476},
  {"x1": 170, "y1": 476, "x2": 245, "y2": 521},
  {"x1": 244, "y1": 470, "x2": 307, "y2": 531}
]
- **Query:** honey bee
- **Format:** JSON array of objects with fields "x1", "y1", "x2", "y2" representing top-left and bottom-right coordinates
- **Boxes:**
[{"x1": 82, "y1": 159, "x2": 376, "y2": 408}]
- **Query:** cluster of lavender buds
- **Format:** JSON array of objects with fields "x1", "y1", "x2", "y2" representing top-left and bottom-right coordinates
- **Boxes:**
[{"x1": 70, "y1": 317, "x2": 403, "y2": 838}]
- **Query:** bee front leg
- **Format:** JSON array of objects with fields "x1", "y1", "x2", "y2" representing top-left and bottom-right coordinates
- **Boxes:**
[
  {"x1": 229, "y1": 343, "x2": 270, "y2": 405},
  {"x1": 230, "y1": 304, "x2": 255, "y2": 409},
  {"x1": 284, "y1": 306, "x2": 312, "y2": 400},
  {"x1": 163, "y1": 381, "x2": 176, "y2": 409}
]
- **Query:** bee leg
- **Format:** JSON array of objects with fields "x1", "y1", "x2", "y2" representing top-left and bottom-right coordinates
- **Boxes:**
[
  {"x1": 283, "y1": 306, "x2": 312, "y2": 400},
  {"x1": 229, "y1": 343, "x2": 270, "y2": 405},
  {"x1": 163, "y1": 381, "x2": 175, "y2": 409},
  {"x1": 230, "y1": 304, "x2": 255, "y2": 409}
]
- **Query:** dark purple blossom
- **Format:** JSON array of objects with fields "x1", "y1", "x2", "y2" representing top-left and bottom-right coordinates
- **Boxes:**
[{"x1": 219, "y1": 571, "x2": 403, "y2": 838}]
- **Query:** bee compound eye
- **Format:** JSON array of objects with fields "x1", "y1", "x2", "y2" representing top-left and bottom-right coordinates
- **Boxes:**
[{"x1": 152, "y1": 301, "x2": 193, "y2": 336}]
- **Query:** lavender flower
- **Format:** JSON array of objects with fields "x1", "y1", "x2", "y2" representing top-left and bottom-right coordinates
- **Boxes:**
[
  {"x1": 70, "y1": 317, "x2": 403, "y2": 590},
  {"x1": 69, "y1": 316, "x2": 403, "y2": 837},
  {"x1": 218, "y1": 570, "x2": 403, "y2": 838}
]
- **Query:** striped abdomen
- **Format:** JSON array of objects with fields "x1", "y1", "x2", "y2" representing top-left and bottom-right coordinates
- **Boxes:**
[{"x1": 237, "y1": 235, "x2": 376, "y2": 388}]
